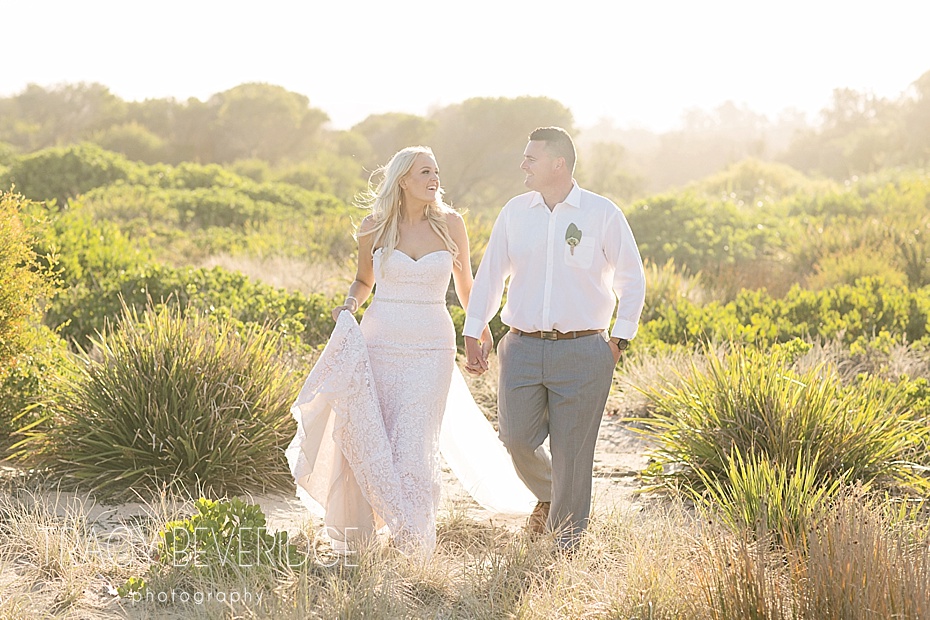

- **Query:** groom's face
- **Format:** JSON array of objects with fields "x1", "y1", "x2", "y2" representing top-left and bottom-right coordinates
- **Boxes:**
[{"x1": 521, "y1": 140, "x2": 559, "y2": 191}]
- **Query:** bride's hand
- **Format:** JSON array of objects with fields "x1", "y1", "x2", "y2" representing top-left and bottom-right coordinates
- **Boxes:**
[
  {"x1": 331, "y1": 297, "x2": 359, "y2": 322},
  {"x1": 464, "y1": 336, "x2": 488, "y2": 375},
  {"x1": 480, "y1": 326, "x2": 494, "y2": 361},
  {"x1": 331, "y1": 304, "x2": 351, "y2": 322}
]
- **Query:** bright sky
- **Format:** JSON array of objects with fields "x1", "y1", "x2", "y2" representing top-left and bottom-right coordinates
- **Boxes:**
[{"x1": 4, "y1": 0, "x2": 928, "y2": 131}]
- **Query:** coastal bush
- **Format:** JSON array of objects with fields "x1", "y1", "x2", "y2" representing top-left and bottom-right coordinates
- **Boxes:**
[
  {"x1": 41, "y1": 305, "x2": 300, "y2": 498},
  {"x1": 635, "y1": 345, "x2": 929, "y2": 537},
  {"x1": 7, "y1": 142, "x2": 144, "y2": 204},
  {"x1": 0, "y1": 190, "x2": 56, "y2": 447}
]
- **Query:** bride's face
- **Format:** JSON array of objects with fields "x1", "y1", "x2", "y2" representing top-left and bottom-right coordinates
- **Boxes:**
[{"x1": 400, "y1": 153, "x2": 440, "y2": 206}]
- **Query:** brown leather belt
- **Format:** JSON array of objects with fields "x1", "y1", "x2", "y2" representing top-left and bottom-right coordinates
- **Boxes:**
[{"x1": 510, "y1": 327, "x2": 604, "y2": 340}]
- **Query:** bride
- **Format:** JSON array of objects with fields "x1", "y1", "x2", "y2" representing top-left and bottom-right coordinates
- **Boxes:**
[{"x1": 287, "y1": 146, "x2": 534, "y2": 554}]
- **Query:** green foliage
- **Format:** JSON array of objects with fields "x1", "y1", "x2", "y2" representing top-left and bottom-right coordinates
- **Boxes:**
[
  {"x1": 807, "y1": 249, "x2": 908, "y2": 290},
  {"x1": 68, "y1": 163, "x2": 355, "y2": 265},
  {"x1": 0, "y1": 83, "x2": 127, "y2": 151},
  {"x1": 641, "y1": 277, "x2": 930, "y2": 348},
  {"x1": 0, "y1": 190, "x2": 52, "y2": 369},
  {"x1": 211, "y1": 83, "x2": 329, "y2": 163},
  {"x1": 272, "y1": 152, "x2": 369, "y2": 203},
  {"x1": 697, "y1": 450, "x2": 845, "y2": 543},
  {"x1": 90, "y1": 121, "x2": 166, "y2": 163},
  {"x1": 31, "y1": 194, "x2": 340, "y2": 353},
  {"x1": 118, "y1": 497, "x2": 301, "y2": 598},
  {"x1": 575, "y1": 141, "x2": 644, "y2": 204},
  {"x1": 634, "y1": 346, "x2": 929, "y2": 538},
  {"x1": 626, "y1": 192, "x2": 780, "y2": 281},
  {"x1": 158, "y1": 497, "x2": 301, "y2": 574},
  {"x1": 48, "y1": 258, "x2": 336, "y2": 353},
  {"x1": 691, "y1": 157, "x2": 826, "y2": 205},
  {"x1": 8, "y1": 142, "x2": 144, "y2": 204},
  {"x1": 429, "y1": 96, "x2": 575, "y2": 209},
  {"x1": 0, "y1": 323, "x2": 71, "y2": 451},
  {"x1": 228, "y1": 158, "x2": 271, "y2": 182},
  {"x1": 640, "y1": 258, "x2": 706, "y2": 323},
  {"x1": 351, "y1": 112, "x2": 435, "y2": 169},
  {"x1": 40, "y1": 305, "x2": 301, "y2": 498},
  {"x1": 0, "y1": 141, "x2": 17, "y2": 165}
]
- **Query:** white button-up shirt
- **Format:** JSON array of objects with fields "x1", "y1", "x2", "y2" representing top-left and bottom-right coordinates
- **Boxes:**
[{"x1": 463, "y1": 183, "x2": 646, "y2": 340}]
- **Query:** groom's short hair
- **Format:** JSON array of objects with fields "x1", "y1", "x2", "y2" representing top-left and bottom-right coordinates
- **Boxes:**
[{"x1": 529, "y1": 126, "x2": 576, "y2": 172}]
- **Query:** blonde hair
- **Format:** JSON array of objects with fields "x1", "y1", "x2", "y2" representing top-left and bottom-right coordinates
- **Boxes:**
[{"x1": 358, "y1": 146, "x2": 460, "y2": 269}]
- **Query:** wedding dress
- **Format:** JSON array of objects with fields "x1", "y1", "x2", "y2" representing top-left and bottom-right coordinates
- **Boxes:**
[{"x1": 286, "y1": 248, "x2": 535, "y2": 554}]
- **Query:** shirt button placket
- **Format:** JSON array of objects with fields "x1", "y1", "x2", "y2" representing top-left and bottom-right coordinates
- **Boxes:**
[{"x1": 542, "y1": 207, "x2": 557, "y2": 330}]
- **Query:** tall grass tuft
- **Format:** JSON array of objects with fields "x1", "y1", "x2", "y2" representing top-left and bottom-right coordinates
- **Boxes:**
[
  {"x1": 794, "y1": 492, "x2": 930, "y2": 618},
  {"x1": 634, "y1": 345, "x2": 929, "y2": 537},
  {"x1": 38, "y1": 303, "x2": 301, "y2": 498},
  {"x1": 696, "y1": 450, "x2": 845, "y2": 544}
]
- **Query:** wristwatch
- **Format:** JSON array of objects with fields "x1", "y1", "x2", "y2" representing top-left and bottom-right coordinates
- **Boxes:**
[{"x1": 609, "y1": 337, "x2": 631, "y2": 351}]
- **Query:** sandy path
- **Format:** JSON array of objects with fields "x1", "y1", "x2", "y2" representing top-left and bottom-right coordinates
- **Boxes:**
[{"x1": 3, "y1": 415, "x2": 651, "y2": 538}]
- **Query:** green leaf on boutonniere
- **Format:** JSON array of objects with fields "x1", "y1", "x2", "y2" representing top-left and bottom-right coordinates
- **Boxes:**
[{"x1": 565, "y1": 223, "x2": 582, "y2": 255}]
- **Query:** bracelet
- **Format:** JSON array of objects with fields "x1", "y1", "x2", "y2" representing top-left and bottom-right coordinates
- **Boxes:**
[{"x1": 345, "y1": 296, "x2": 359, "y2": 312}]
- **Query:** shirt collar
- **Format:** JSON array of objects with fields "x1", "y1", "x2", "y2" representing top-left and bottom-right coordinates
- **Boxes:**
[{"x1": 529, "y1": 182, "x2": 582, "y2": 209}]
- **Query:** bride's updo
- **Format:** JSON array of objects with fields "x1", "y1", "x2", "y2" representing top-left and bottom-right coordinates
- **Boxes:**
[{"x1": 357, "y1": 146, "x2": 461, "y2": 269}]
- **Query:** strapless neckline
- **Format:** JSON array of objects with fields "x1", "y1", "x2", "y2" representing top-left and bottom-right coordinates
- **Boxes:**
[{"x1": 376, "y1": 247, "x2": 451, "y2": 263}]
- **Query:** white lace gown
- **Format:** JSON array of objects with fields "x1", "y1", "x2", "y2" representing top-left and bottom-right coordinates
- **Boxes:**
[{"x1": 287, "y1": 248, "x2": 535, "y2": 554}]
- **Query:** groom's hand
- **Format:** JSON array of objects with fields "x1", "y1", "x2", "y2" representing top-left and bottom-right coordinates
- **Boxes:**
[{"x1": 464, "y1": 336, "x2": 488, "y2": 375}]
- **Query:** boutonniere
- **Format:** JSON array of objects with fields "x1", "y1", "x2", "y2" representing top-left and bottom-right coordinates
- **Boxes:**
[{"x1": 565, "y1": 223, "x2": 582, "y2": 255}]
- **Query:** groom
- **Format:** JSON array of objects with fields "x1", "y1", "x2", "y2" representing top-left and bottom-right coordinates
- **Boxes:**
[{"x1": 463, "y1": 126, "x2": 645, "y2": 549}]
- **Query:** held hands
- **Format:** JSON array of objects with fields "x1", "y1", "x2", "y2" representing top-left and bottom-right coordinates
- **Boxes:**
[{"x1": 464, "y1": 329, "x2": 493, "y2": 376}]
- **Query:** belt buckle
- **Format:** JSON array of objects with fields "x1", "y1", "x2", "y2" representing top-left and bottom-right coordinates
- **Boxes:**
[{"x1": 540, "y1": 330, "x2": 558, "y2": 341}]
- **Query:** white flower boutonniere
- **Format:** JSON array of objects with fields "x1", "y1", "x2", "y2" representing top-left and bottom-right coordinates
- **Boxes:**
[{"x1": 565, "y1": 223, "x2": 582, "y2": 255}]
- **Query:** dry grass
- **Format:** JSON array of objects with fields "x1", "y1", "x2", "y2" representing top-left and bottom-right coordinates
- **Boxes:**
[
  {"x1": 796, "y1": 335, "x2": 930, "y2": 383},
  {"x1": 2, "y1": 474, "x2": 927, "y2": 619},
  {"x1": 198, "y1": 253, "x2": 352, "y2": 299},
  {"x1": 611, "y1": 345, "x2": 721, "y2": 418}
]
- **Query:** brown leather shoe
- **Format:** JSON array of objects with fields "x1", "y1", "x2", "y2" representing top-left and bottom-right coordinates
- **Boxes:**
[{"x1": 527, "y1": 501, "x2": 551, "y2": 535}]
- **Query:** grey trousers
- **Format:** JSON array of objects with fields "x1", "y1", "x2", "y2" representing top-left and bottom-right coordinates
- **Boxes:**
[{"x1": 497, "y1": 330, "x2": 615, "y2": 546}]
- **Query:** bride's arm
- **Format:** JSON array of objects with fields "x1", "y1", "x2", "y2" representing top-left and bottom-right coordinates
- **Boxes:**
[
  {"x1": 332, "y1": 216, "x2": 377, "y2": 322},
  {"x1": 448, "y1": 213, "x2": 493, "y2": 357}
]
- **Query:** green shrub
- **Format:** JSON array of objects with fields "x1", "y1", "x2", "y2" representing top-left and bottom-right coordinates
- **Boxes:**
[
  {"x1": 807, "y1": 249, "x2": 908, "y2": 290},
  {"x1": 640, "y1": 277, "x2": 930, "y2": 348},
  {"x1": 41, "y1": 305, "x2": 301, "y2": 498},
  {"x1": 0, "y1": 141, "x2": 17, "y2": 166},
  {"x1": 48, "y1": 260, "x2": 335, "y2": 353},
  {"x1": 691, "y1": 157, "x2": 825, "y2": 205},
  {"x1": 90, "y1": 121, "x2": 166, "y2": 164},
  {"x1": 159, "y1": 497, "x2": 301, "y2": 573},
  {"x1": 641, "y1": 258, "x2": 706, "y2": 323},
  {"x1": 7, "y1": 142, "x2": 144, "y2": 205},
  {"x1": 626, "y1": 192, "x2": 780, "y2": 280},
  {"x1": 118, "y1": 497, "x2": 301, "y2": 599},
  {"x1": 228, "y1": 158, "x2": 271, "y2": 182},
  {"x1": 32, "y1": 204, "x2": 337, "y2": 352},
  {"x1": 634, "y1": 345, "x2": 929, "y2": 535},
  {"x1": 76, "y1": 173, "x2": 354, "y2": 264},
  {"x1": 0, "y1": 323, "x2": 72, "y2": 451},
  {"x1": 0, "y1": 190, "x2": 61, "y2": 450},
  {"x1": 696, "y1": 450, "x2": 845, "y2": 544},
  {"x1": 0, "y1": 190, "x2": 51, "y2": 368}
]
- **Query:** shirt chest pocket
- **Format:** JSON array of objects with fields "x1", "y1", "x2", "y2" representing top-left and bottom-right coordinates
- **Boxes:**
[{"x1": 563, "y1": 237, "x2": 596, "y2": 269}]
